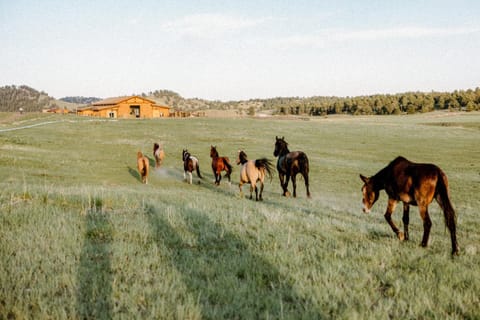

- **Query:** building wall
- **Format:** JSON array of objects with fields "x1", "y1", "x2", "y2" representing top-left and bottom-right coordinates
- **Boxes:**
[{"x1": 77, "y1": 96, "x2": 170, "y2": 118}]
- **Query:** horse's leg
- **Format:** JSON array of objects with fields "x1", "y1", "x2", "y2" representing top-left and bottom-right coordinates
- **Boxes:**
[
  {"x1": 249, "y1": 184, "x2": 254, "y2": 200},
  {"x1": 402, "y1": 203, "x2": 410, "y2": 241},
  {"x1": 419, "y1": 204, "x2": 432, "y2": 247},
  {"x1": 278, "y1": 173, "x2": 286, "y2": 196},
  {"x1": 239, "y1": 181, "x2": 244, "y2": 198},
  {"x1": 217, "y1": 170, "x2": 222, "y2": 185},
  {"x1": 225, "y1": 166, "x2": 231, "y2": 183},
  {"x1": 212, "y1": 166, "x2": 218, "y2": 184},
  {"x1": 183, "y1": 170, "x2": 187, "y2": 181},
  {"x1": 291, "y1": 174, "x2": 297, "y2": 198},
  {"x1": 188, "y1": 171, "x2": 193, "y2": 184},
  {"x1": 283, "y1": 173, "x2": 291, "y2": 197},
  {"x1": 258, "y1": 180, "x2": 264, "y2": 201},
  {"x1": 384, "y1": 199, "x2": 404, "y2": 240}
]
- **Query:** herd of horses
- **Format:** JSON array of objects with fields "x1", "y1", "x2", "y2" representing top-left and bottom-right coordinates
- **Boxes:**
[{"x1": 137, "y1": 137, "x2": 459, "y2": 255}]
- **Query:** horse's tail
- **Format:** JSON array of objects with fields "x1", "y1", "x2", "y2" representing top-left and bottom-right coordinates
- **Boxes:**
[
  {"x1": 255, "y1": 158, "x2": 274, "y2": 181},
  {"x1": 436, "y1": 169, "x2": 459, "y2": 254},
  {"x1": 142, "y1": 157, "x2": 149, "y2": 176},
  {"x1": 224, "y1": 157, "x2": 233, "y2": 174},
  {"x1": 196, "y1": 162, "x2": 203, "y2": 179}
]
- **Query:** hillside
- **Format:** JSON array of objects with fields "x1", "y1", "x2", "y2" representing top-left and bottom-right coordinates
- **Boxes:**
[
  {"x1": 2, "y1": 84, "x2": 480, "y2": 116},
  {"x1": 0, "y1": 85, "x2": 58, "y2": 112}
]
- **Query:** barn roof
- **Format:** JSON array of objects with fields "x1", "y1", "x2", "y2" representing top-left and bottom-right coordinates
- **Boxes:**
[{"x1": 92, "y1": 95, "x2": 157, "y2": 106}]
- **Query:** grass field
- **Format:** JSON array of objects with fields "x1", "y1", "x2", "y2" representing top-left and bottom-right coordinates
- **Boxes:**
[{"x1": 0, "y1": 112, "x2": 479, "y2": 319}]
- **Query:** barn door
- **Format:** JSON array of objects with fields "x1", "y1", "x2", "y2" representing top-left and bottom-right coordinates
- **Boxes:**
[{"x1": 130, "y1": 105, "x2": 140, "y2": 118}]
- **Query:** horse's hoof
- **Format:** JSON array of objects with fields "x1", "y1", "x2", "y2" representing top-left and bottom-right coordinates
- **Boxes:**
[
  {"x1": 284, "y1": 191, "x2": 291, "y2": 197},
  {"x1": 397, "y1": 232, "x2": 405, "y2": 241}
]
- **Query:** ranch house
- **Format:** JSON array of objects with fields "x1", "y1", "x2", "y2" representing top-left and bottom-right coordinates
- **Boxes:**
[{"x1": 77, "y1": 96, "x2": 170, "y2": 119}]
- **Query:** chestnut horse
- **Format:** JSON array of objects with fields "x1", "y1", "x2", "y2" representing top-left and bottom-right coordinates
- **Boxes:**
[
  {"x1": 273, "y1": 136, "x2": 311, "y2": 198},
  {"x1": 182, "y1": 149, "x2": 203, "y2": 184},
  {"x1": 210, "y1": 145, "x2": 232, "y2": 185},
  {"x1": 153, "y1": 143, "x2": 165, "y2": 168},
  {"x1": 360, "y1": 156, "x2": 459, "y2": 255},
  {"x1": 236, "y1": 150, "x2": 274, "y2": 201},
  {"x1": 137, "y1": 151, "x2": 149, "y2": 184}
]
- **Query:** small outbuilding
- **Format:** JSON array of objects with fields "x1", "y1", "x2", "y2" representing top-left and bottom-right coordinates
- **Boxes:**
[{"x1": 77, "y1": 96, "x2": 170, "y2": 119}]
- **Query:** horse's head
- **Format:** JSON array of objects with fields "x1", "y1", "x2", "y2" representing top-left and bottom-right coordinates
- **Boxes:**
[
  {"x1": 274, "y1": 136, "x2": 288, "y2": 157},
  {"x1": 237, "y1": 150, "x2": 248, "y2": 165},
  {"x1": 154, "y1": 143, "x2": 159, "y2": 152},
  {"x1": 182, "y1": 149, "x2": 189, "y2": 161},
  {"x1": 360, "y1": 174, "x2": 379, "y2": 213},
  {"x1": 210, "y1": 145, "x2": 218, "y2": 158}
]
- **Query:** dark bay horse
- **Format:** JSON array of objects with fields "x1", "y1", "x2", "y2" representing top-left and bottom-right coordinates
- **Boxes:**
[
  {"x1": 273, "y1": 136, "x2": 311, "y2": 198},
  {"x1": 360, "y1": 156, "x2": 459, "y2": 255},
  {"x1": 236, "y1": 150, "x2": 274, "y2": 201},
  {"x1": 210, "y1": 145, "x2": 233, "y2": 185},
  {"x1": 182, "y1": 149, "x2": 202, "y2": 184}
]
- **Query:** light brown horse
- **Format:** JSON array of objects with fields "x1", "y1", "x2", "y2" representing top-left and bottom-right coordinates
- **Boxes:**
[
  {"x1": 137, "y1": 151, "x2": 149, "y2": 184},
  {"x1": 210, "y1": 145, "x2": 232, "y2": 185},
  {"x1": 236, "y1": 150, "x2": 274, "y2": 201},
  {"x1": 360, "y1": 156, "x2": 459, "y2": 255},
  {"x1": 153, "y1": 143, "x2": 165, "y2": 168}
]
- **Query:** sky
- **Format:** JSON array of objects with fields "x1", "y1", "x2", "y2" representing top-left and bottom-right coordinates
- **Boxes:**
[{"x1": 1, "y1": 0, "x2": 479, "y2": 101}]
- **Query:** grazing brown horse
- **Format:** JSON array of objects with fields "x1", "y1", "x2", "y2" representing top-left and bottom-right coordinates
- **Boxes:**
[
  {"x1": 137, "y1": 151, "x2": 149, "y2": 184},
  {"x1": 183, "y1": 149, "x2": 203, "y2": 184},
  {"x1": 236, "y1": 150, "x2": 274, "y2": 201},
  {"x1": 210, "y1": 145, "x2": 233, "y2": 185},
  {"x1": 153, "y1": 143, "x2": 165, "y2": 168},
  {"x1": 360, "y1": 156, "x2": 459, "y2": 255},
  {"x1": 273, "y1": 136, "x2": 311, "y2": 198}
]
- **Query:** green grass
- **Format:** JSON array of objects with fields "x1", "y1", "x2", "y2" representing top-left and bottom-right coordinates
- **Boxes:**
[{"x1": 0, "y1": 112, "x2": 479, "y2": 319}]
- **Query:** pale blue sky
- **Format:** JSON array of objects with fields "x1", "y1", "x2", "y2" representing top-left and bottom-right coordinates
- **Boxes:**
[{"x1": 1, "y1": 0, "x2": 479, "y2": 100}]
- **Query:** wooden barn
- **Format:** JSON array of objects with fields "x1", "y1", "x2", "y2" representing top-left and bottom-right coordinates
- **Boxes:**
[{"x1": 77, "y1": 96, "x2": 170, "y2": 119}]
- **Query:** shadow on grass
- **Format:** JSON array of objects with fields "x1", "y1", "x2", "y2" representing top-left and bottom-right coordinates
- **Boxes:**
[
  {"x1": 144, "y1": 202, "x2": 323, "y2": 318},
  {"x1": 76, "y1": 208, "x2": 113, "y2": 319},
  {"x1": 128, "y1": 166, "x2": 141, "y2": 183}
]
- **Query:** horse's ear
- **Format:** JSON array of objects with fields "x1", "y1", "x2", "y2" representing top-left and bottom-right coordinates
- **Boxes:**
[
  {"x1": 282, "y1": 136, "x2": 284, "y2": 140},
  {"x1": 360, "y1": 174, "x2": 369, "y2": 183}
]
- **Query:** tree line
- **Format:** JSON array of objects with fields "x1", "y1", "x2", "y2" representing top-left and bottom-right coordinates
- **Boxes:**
[
  {"x1": 146, "y1": 88, "x2": 480, "y2": 116},
  {"x1": 267, "y1": 88, "x2": 480, "y2": 116}
]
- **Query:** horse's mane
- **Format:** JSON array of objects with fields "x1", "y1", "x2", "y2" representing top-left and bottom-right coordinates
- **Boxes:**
[
  {"x1": 183, "y1": 149, "x2": 191, "y2": 162},
  {"x1": 238, "y1": 150, "x2": 248, "y2": 164},
  {"x1": 371, "y1": 156, "x2": 410, "y2": 189},
  {"x1": 210, "y1": 146, "x2": 219, "y2": 158},
  {"x1": 275, "y1": 137, "x2": 290, "y2": 156}
]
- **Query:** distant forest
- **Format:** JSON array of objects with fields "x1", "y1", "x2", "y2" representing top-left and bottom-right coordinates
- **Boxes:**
[
  {"x1": 59, "y1": 96, "x2": 101, "y2": 105},
  {"x1": 1, "y1": 84, "x2": 480, "y2": 115},
  {"x1": 146, "y1": 88, "x2": 480, "y2": 115}
]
